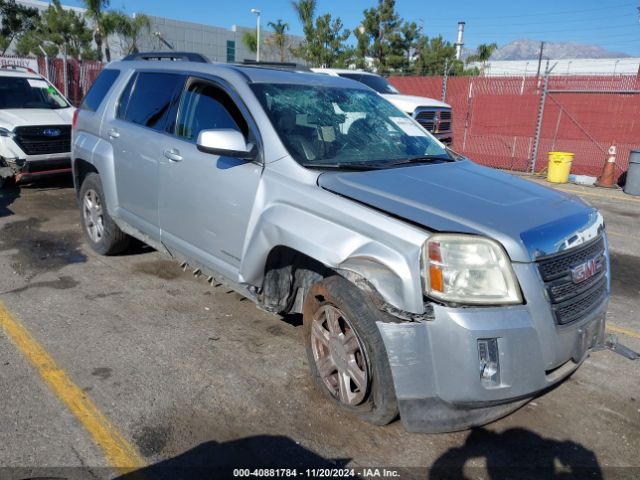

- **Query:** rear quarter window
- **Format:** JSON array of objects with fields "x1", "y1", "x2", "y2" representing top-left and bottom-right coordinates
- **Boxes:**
[{"x1": 81, "y1": 69, "x2": 120, "y2": 112}]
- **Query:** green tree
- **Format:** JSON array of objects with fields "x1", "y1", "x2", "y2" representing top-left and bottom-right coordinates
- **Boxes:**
[
  {"x1": 242, "y1": 30, "x2": 257, "y2": 54},
  {"x1": 314, "y1": 13, "x2": 351, "y2": 67},
  {"x1": 266, "y1": 19, "x2": 289, "y2": 62},
  {"x1": 414, "y1": 35, "x2": 463, "y2": 76},
  {"x1": 466, "y1": 42, "x2": 498, "y2": 73},
  {"x1": 111, "y1": 12, "x2": 150, "y2": 55},
  {"x1": 0, "y1": 0, "x2": 40, "y2": 55},
  {"x1": 18, "y1": 0, "x2": 95, "y2": 60},
  {"x1": 291, "y1": 0, "x2": 350, "y2": 67},
  {"x1": 82, "y1": 0, "x2": 110, "y2": 61},
  {"x1": 359, "y1": 0, "x2": 403, "y2": 74}
]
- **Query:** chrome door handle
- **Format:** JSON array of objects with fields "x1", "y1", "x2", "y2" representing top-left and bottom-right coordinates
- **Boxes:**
[
  {"x1": 107, "y1": 128, "x2": 120, "y2": 138},
  {"x1": 163, "y1": 149, "x2": 183, "y2": 162}
]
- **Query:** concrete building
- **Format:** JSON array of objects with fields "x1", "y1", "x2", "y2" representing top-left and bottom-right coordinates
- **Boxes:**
[
  {"x1": 471, "y1": 58, "x2": 640, "y2": 76},
  {"x1": 12, "y1": 0, "x2": 304, "y2": 64}
]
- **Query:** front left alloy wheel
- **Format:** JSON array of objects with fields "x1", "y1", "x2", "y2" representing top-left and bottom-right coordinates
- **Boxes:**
[{"x1": 303, "y1": 275, "x2": 398, "y2": 425}]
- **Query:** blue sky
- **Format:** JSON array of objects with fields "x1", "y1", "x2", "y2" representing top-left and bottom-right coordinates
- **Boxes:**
[{"x1": 65, "y1": 0, "x2": 640, "y2": 56}]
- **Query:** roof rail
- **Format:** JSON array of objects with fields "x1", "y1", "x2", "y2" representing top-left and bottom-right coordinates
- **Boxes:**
[
  {"x1": 122, "y1": 52, "x2": 210, "y2": 63},
  {"x1": 239, "y1": 60, "x2": 311, "y2": 72}
]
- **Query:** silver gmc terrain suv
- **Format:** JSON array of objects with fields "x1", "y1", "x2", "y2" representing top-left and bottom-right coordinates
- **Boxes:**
[{"x1": 72, "y1": 53, "x2": 610, "y2": 433}]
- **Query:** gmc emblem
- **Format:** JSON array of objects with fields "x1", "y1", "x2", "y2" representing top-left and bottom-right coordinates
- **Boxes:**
[{"x1": 571, "y1": 255, "x2": 604, "y2": 284}]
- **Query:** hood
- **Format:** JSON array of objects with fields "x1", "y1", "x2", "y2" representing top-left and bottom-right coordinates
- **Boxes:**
[
  {"x1": 381, "y1": 94, "x2": 451, "y2": 113},
  {"x1": 0, "y1": 107, "x2": 74, "y2": 130},
  {"x1": 318, "y1": 160, "x2": 602, "y2": 262}
]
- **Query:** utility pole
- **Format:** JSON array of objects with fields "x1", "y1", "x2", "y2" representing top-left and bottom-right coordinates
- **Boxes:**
[{"x1": 535, "y1": 41, "x2": 545, "y2": 79}]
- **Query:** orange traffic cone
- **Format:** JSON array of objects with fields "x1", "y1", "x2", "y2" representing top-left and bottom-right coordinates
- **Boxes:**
[{"x1": 596, "y1": 145, "x2": 617, "y2": 188}]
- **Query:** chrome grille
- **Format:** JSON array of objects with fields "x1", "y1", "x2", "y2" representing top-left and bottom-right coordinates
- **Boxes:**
[
  {"x1": 13, "y1": 125, "x2": 71, "y2": 156},
  {"x1": 537, "y1": 237, "x2": 607, "y2": 325},
  {"x1": 413, "y1": 108, "x2": 452, "y2": 134}
]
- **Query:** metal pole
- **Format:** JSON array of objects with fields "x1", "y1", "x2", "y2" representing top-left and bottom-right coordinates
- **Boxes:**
[
  {"x1": 62, "y1": 45, "x2": 68, "y2": 98},
  {"x1": 441, "y1": 58, "x2": 449, "y2": 102},
  {"x1": 37, "y1": 45, "x2": 49, "y2": 79},
  {"x1": 250, "y1": 8, "x2": 261, "y2": 62},
  {"x1": 535, "y1": 41, "x2": 544, "y2": 79},
  {"x1": 530, "y1": 71, "x2": 549, "y2": 173}
]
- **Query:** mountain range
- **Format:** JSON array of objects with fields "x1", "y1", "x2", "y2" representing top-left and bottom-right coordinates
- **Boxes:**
[{"x1": 488, "y1": 39, "x2": 631, "y2": 60}]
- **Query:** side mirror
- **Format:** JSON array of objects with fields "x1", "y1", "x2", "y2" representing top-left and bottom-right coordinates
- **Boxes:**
[{"x1": 196, "y1": 129, "x2": 257, "y2": 160}]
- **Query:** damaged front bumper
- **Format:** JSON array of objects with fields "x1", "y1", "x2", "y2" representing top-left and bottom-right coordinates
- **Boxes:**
[
  {"x1": 0, "y1": 156, "x2": 71, "y2": 181},
  {"x1": 377, "y1": 295, "x2": 608, "y2": 433}
]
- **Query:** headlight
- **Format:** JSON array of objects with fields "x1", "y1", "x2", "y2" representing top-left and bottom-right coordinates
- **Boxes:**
[
  {"x1": 0, "y1": 127, "x2": 12, "y2": 137},
  {"x1": 422, "y1": 234, "x2": 522, "y2": 305}
]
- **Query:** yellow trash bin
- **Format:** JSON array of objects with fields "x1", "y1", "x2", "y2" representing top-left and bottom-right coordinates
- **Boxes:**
[{"x1": 547, "y1": 152, "x2": 574, "y2": 183}]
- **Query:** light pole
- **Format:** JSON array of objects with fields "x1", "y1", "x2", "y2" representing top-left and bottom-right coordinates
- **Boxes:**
[{"x1": 250, "y1": 8, "x2": 261, "y2": 62}]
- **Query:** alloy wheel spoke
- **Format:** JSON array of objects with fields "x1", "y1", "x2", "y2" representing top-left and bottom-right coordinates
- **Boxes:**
[
  {"x1": 325, "y1": 306, "x2": 341, "y2": 335},
  {"x1": 316, "y1": 354, "x2": 336, "y2": 379},
  {"x1": 312, "y1": 320, "x2": 331, "y2": 348},
  {"x1": 342, "y1": 331, "x2": 359, "y2": 354},
  {"x1": 337, "y1": 371, "x2": 352, "y2": 404},
  {"x1": 345, "y1": 359, "x2": 367, "y2": 391}
]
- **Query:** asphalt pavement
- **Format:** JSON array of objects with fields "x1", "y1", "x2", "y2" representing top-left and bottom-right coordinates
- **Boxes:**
[{"x1": 0, "y1": 175, "x2": 638, "y2": 480}]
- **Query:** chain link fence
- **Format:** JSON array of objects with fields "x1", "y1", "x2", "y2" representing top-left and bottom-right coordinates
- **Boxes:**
[
  {"x1": 389, "y1": 74, "x2": 640, "y2": 178},
  {"x1": 36, "y1": 57, "x2": 103, "y2": 107}
]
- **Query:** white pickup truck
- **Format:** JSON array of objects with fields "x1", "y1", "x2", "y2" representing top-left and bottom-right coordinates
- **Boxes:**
[{"x1": 312, "y1": 68, "x2": 453, "y2": 146}]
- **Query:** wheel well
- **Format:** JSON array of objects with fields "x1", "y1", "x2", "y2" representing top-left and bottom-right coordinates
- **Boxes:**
[
  {"x1": 73, "y1": 159, "x2": 98, "y2": 197},
  {"x1": 260, "y1": 246, "x2": 333, "y2": 314}
]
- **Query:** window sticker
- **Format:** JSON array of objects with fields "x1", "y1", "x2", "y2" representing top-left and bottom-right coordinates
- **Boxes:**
[
  {"x1": 27, "y1": 78, "x2": 50, "y2": 89},
  {"x1": 390, "y1": 116, "x2": 427, "y2": 137}
]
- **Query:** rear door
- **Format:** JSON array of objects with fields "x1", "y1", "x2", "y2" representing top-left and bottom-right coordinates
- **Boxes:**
[
  {"x1": 158, "y1": 76, "x2": 262, "y2": 281},
  {"x1": 104, "y1": 71, "x2": 184, "y2": 241}
]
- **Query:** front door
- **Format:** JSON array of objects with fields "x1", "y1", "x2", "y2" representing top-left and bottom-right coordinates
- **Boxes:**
[
  {"x1": 158, "y1": 77, "x2": 262, "y2": 281},
  {"x1": 105, "y1": 71, "x2": 184, "y2": 240}
]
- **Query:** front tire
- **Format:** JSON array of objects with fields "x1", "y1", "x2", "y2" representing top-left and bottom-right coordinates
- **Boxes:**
[
  {"x1": 79, "y1": 172, "x2": 130, "y2": 255},
  {"x1": 303, "y1": 275, "x2": 398, "y2": 425}
]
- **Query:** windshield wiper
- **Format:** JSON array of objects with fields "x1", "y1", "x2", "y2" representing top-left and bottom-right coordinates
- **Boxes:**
[
  {"x1": 304, "y1": 162, "x2": 384, "y2": 171},
  {"x1": 382, "y1": 155, "x2": 455, "y2": 167}
]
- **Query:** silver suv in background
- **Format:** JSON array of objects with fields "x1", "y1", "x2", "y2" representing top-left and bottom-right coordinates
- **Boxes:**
[
  {"x1": 72, "y1": 54, "x2": 609, "y2": 433},
  {"x1": 312, "y1": 68, "x2": 453, "y2": 145}
]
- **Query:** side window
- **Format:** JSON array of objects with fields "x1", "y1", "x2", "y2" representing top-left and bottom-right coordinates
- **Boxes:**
[
  {"x1": 175, "y1": 81, "x2": 248, "y2": 142},
  {"x1": 81, "y1": 69, "x2": 119, "y2": 112},
  {"x1": 116, "y1": 73, "x2": 136, "y2": 120},
  {"x1": 123, "y1": 72, "x2": 183, "y2": 131}
]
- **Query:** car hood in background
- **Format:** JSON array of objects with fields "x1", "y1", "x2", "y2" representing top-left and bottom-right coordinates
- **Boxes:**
[
  {"x1": 381, "y1": 94, "x2": 451, "y2": 112},
  {"x1": 0, "y1": 107, "x2": 74, "y2": 130},
  {"x1": 318, "y1": 160, "x2": 602, "y2": 262}
]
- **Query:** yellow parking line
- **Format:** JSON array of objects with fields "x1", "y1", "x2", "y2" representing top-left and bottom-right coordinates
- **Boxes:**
[
  {"x1": 607, "y1": 324, "x2": 640, "y2": 340},
  {"x1": 554, "y1": 187, "x2": 640, "y2": 204},
  {"x1": 0, "y1": 300, "x2": 145, "y2": 475}
]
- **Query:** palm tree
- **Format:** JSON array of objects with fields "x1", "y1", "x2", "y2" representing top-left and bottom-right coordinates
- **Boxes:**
[
  {"x1": 267, "y1": 19, "x2": 289, "y2": 62},
  {"x1": 466, "y1": 42, "x2": 498, "y2": 72},
  {"x1": 82, "y1": 0, "x2": 109, "y2": 60},
  {"x1": 291, "y1": 0, "x2": 316, "y2": 37},
  {"x1": 112, "y1": 12, "x2": 150, "y2": 54}
]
